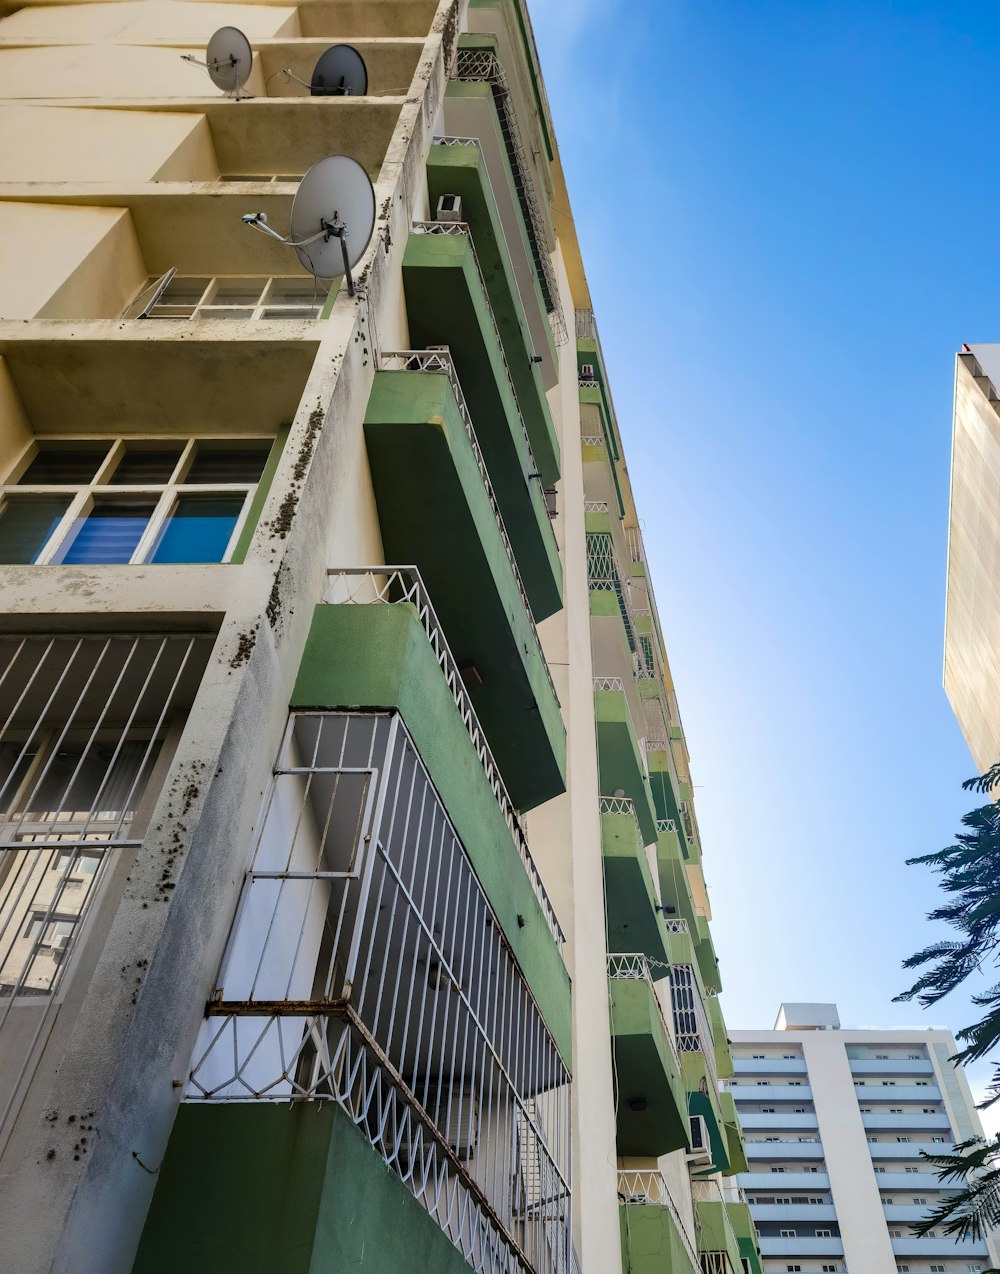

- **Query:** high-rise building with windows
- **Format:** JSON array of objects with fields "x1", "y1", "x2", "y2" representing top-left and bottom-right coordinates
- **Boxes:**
[
  {"x1": 729, "y1": 1003, "x2": 999, "y2": 1274},
  {"x1": 0, "y1": 2, "x2": 759, "y2": 1272}
]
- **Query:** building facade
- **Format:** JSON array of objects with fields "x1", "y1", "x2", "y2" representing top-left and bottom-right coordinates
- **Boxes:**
[
  {"x1": 730, "y1": 1003, "x2": 1000, "y2": 1274},
  {"x1": 945, "y1": 344, "x2": 1000, "y2": 772},
  {"x1": 0, "y1": 1, "x2": 757, "y2": 1272}
]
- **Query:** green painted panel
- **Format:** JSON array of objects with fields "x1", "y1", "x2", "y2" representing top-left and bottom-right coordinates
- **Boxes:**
[
  {"x1": 364, "y1": 368, "x2": 565, "y2": 812},
  {"x1": 293, "y1": 602, "x2": 571, "y2": 1065},
  {"x1": 694, "y1": 1199, "x2": 743, "y2": 1273},
  {"x1": 420, "y1": 119, "x2": 559, "y2": 487},
  {"x1": 230, "y1": 426, "x2": 290, "y2": 564},
  {"x1": 594, "y1": 688, "x2": 657, "y2": 844},
  {"x1": 401, "y1": 232, "x2": 561, "y2": 614},
  {"x1": 610, "y1": 976, "x2": 688, "y2": 1157},
  {"x1": 694, "y1": 916, "x2": 722, "y2": 993},
  {"x1": 618, "y1": 1203, "x2": 699, "y2": 1274},
  {"x1": 708, "y1": 996, "x2": 734, "y2": 1080},
  {"x1": 133, "y1": 1103, "x2": 477, "y2": 1274},
  {"x1": 602, "y1": 811, "x2": 669, "y2": 963},
  {"x1": 655, "y1": 826, "x2": 699, "y2": 929},
  {"x1": 689, "y1": 1087, "x2": 730, "y2": 1174}
]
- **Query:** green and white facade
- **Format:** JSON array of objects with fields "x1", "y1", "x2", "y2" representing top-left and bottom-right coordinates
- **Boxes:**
[{"x1": 0, "y1": 1, "x2": 756, "y2": 1271}]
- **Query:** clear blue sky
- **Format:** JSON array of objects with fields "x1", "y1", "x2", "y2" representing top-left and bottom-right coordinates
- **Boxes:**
[{"x1": 531, "y1": 0, "x2": 1000, "y2": 1106}]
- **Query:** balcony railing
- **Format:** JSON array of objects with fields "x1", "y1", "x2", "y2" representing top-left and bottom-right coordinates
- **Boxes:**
[
  {"x1": 450, "y1": 48, "x2": 566, "y2": 343},
  {"x1": 691, "y1": 1178, "x2": 742, "y2": 1273},
  {"x1": 322, "y1": 567, "x2": 563, "y2": 949},
  {"x1": 583, "y1": 500, "x2": 609, "y2": 513},
  {"x1": 580, "y1": 433, "x2": 605, "y2": 447},
  {"x1": 607, "y1": 952, "x2": 679, "y2": 1065},
  {"x1": 664, "y1": 917, "x2": 689, "y2": 934},
  {"x1": 670, "y1": 963, "x2": 718, "y2": 1090},
  {"x1": 378, "y1": 349, "x2": 557, "y2": 709},
  {"x1": 188, "y1": 709, "x2": 572, "y2": 1274},
  {"x1": 657, "y1": 818, "x2": 677, "y2": 835},
  {"x1": 617, "y1": 1169, "x2": 699, "y2": 1267}
]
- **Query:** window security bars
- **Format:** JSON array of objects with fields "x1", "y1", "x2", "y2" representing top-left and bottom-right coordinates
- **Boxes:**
[
  {"x1": 130, "y1": 274, "x2": 327, "y2": 321},
  {"x1": 377, "y1": 351, "x2": 557, "y2": 709},
  {"x1": 0, "y1": 633, "x2": 211, "y2": 1139},
  {"x1": 188, "y1": 711, "x2": 571, "y2": 1274},
  {"x1": 700, "y1": 1252, "x2": 737, "y2": 1274},
  {"x1": 322, "y1": 568, "x2": 563, "y2": 949},
  {"x1": 670, "y1": 963, "x2": 718, "y2": 1092},
  {"x1": 617, "y1": 1169, "x2": 699, "y2": 1268},
  {"x1": 0, "y1": 436, "x2": 274, "y2": 567},
  {"x1": 409, "y1": 220, "x2": 543, "y2": 481},
  {"x1": 586, "y1": 533, "x2": 638, "y2": 656},
  {"x1": 449, "y1": 50, "x2": 566, "y2": 344}
]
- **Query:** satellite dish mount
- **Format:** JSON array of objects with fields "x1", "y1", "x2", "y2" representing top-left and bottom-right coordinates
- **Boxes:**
[
  {"x1": 181, "y1": 26, "x2": 254, "y2": 99},
  {"x1": 242, "y1": 209, "x2": 356, "y2": 294}
]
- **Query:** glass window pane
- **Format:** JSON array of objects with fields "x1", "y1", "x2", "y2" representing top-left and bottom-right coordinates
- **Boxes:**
[
  {"x1": 211, "y1": 280, "x2": 266, "y2": 306},
  {"x1": 150, "y1": 495, "x2": 244, "y2": 563},
  {"x1": 185, "y1": 444, "x2": 272, "y2": 485},
  {"x1": 18, "y1": 444, "x2": 110, "y2": 485},
  {"x1": 259, "y1": 306, "x2": 321, "y2": 320},
  {"x1": 58, "y1": 500, "x2": 155, "y2": 565},
  {"x1": 0, "y1": 496, "x2": 71, "y2": 563},
  {"x1": 107, "y1": 446, "x2": 184, "y2": 486},
  {"x1": 159, "y1": 277, "x2": 211, "y2": 305}
]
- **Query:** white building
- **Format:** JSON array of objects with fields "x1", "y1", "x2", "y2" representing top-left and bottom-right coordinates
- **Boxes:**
[{"x1": 729, "y1": 1003, "x2": 1000, "y2": 1274}]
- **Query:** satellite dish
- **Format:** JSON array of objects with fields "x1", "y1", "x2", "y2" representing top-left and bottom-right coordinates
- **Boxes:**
[
  {"x1": 311, "y1": 44, "x2": 368, "y2": 97},
  {"x1": 181, "y1": 27, "x2": 253, "y2": 98},
  {"x1": 241, "y1": 155, "x2": 376, "y2": 294}
]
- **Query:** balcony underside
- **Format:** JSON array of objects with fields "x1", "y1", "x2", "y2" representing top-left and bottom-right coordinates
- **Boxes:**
[
  {"x1": 364, "y1": 369, "x2": 566, "y2": 812},
  {"x1": 610, "y1": 977, "x2": 687, "y2": 1157},
  {"x1": 602, "y1": 811, "x2": 669, "y2": 963},
  {"x1": 618, "y1": 1203, "x2": 698, "y2": 1274},
  {"x1": 293, "y1": 602, "x2": 571, "y2": 1064},
  {"x1": 720, "y1": 1092, "x2": 748, "y2": 1175},
  {"x1": 594, "y1": 688, "x2": 656, "y2": 845},
  {"x1": 133, "y1": 1103, "x2": 478, "y2": 1274},
  {"x1": 401, "y1": 232, "x2": 562, "y2": 619},
  {"x1": 425, "y1": 140, "x2": 559, "y2": 483}
]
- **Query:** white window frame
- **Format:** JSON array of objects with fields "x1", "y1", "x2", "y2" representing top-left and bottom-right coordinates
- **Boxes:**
[
  {"x1": 142, "y1": 274, "x2": 326, "y2": 321},
  {"x1": 0, "y1": 436, "x2": 273, "y2": 567}
]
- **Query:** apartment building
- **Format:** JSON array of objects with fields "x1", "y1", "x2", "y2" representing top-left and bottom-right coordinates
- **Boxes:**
[
  {"x1": 730, "y1": 1003, "x2": 999, "y2": 1274},
  {"x1": 0, "y1": 1, "x2": 756, "y2": 1272}
]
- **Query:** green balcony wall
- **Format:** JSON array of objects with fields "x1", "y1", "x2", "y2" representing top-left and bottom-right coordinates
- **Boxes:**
[
  {"x1": 602, "y1": 810, "x2": 669, "y2": 963},
  {"x1": 728, "y1": 1202, "x2": 765, "y2": 1274},
  {"x1": 610, "y1": 975, "x2": 688, "y2": 1157},
  {"x1": 618, "y1": 1203, "x2": 698, "y2": 1274},
  {"x1": 133, "y1": 1103, "x2": 476, "y2": 1274},
  {"x1": 594, "y1": 687, "x2": 657, "y2": 844},
  {"x1": 364, "y1": 368, "x2": 565, "y2": 812},
  {"x1": 293, "y1": 602, "x2": 571, "y2": 1065},
  {"x1": 694, "y1": 1198, "x2": 743, "y2": 1274},
  {"x1": 720, "y1": 1091, "x2": 749, "y2": 1176}
]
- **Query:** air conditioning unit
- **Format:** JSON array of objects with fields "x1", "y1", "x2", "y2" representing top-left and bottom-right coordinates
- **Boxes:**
[
  {"x1": 580, "y1": 363, "x2": 596, "y2": 380},
  {"x1": 50, "y1": 934, "x2": 71, "y2": 954},
  {"x1": 544, "y1": 487, "x2": 557, "y2": 519},
  {"x1": 406, "y1": 1089, "x2": 479, "y2": 1165},
  {"x1": 687, "y1": 1115, "x2": 714, "y2": 1166},
  {"x1": 435, "y1": 193, "x2": 463, "y2": 222}
]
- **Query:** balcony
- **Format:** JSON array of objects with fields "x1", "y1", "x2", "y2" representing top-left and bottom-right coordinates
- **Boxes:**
[
  {"x1": 425, "y1": 139, "x2": 560, "y2": 482},
  {"x1": 364, "y1": 362, "x2": 565, "y2": 812},
  {"x1": 871, "y1": 1172, "x2": 954, "y2": 1189},
  {"x1": 607, "y1": 955, "x2": 688, "y2": 1157},
  {"x1": 593, "y1": 679, "x2": 657, "y2": 846},
  {"x1": 883, "y1": 1204, "x2": 956, "y2": 1222},
  {"x1": 739, "y1": 1114, "x2": 818, "y2": 1131},
  {"x1": 758, "y1": 1237, "x2": 844, "y2": 1256},
  {"x1": 291, "y1": 568, "x2": 570, "y2": 1061},
  {"x1": 168, "y1": 701, "x2": 572, "y2": 1274},
  {"x1": 745, "y1": 1142, "x2": 823, "y2": 1160},
  {"x1": 750, "y1": 1206, "x2": 837, "y2": 1222},
  {"x1": 732, "y1": 1058, "x2": 807, "y2": 1075},
  {"x1": 869, "y1": 1142, "x2": 951, "y2": 1158},
  {"x1": 849, "y1": 1057, "x2": 933, "y2": 1075},
  {"x1": 861, "y1": 1112, "x2": 951, "y2": 1131},
  {"x1": 654, "y1": 820, "x2": 699, "y2": 930},
  {"x1": 601, "y1": 799, "x2": 670, "y2": 963},
  {"x1": 739, "y1": 1173, "x2": 830, "y2": 1192},
  {"x1": 855, "y1": 1085, "x2": 942, "y2": 1101},
  {"x1": 730, "y1": 1084, "x2": 813, "y2": 1102},
  {"x1": 720, "y1": 1090, "x2": 750, "y2": 1175},
  {"x1": 890, "y1": 1235, "x2": 990, "y2": 1257},
  {"x1": 692, "y1": 1180, "x2": 745, "y2": 1274},
  {"x1": 400, "y1": 232, "x2": 562, "y2": 617},
  {"x1": 616, "y1": 1169, "x2": 699, "y2": 1274}
]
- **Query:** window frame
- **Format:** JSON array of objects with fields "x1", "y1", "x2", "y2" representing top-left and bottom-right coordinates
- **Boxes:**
[
  {"x1": 0, "y1": 436, "x2": 273, "y2": 567},
  {"x1": 139, "y1": 274, "x2": 326, "y2": 321}
]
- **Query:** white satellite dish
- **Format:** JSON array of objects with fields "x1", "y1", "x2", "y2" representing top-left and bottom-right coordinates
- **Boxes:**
[
  {"x1": 241, "y1": 155, "x2": 376, "y2": 294},
  {"x1": 181, "y1": 27, "x2": 253, "y2": 99}
]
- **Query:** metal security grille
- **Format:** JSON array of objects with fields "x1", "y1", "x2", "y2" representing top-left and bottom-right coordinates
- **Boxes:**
[
  {"x1": 0, "y1": 632, "x2": 212, "y2": 1144},
  {"x1": 586, "y1": 532, "x2": 636, "y2": 653},
  {"x1": 189, "y1": 711, "x2": 571, "y2": 1274},
  {"x1": 669, "y1": 962, "x2": 718, "y2": 1091},
  {"x1": 450, "y1": 50, "x2": 566, "y2": 344}
]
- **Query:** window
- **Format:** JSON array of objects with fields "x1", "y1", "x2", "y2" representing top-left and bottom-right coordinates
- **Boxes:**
[
  {"x1": 916, "y1": 1081, "x2": 928, "y2": 1086},
  {"x1": 804, "y1": 1166, "x2": 819, "y2": 1173},
  {"x1": 0, "y1": 438, "x2": 275, "y2": 566},
  {"x1": 930, "y1": 1267, "x2": 945, "y2": 1273},
  {"x1": 771, "y1": 1167, "x2": 786, "y2": 1173},
  {"x1": 752, "y1": 1053, "x2": 765, "y2": 1059},
  {"x1": 861, "y1": 1107, "x2": 872, "y2": 1113},
  {"x1": 908, "y1": 1054, "x2": 919, "y2": 1060},
  {"x1": 890, "y1": 1228, "x2": 902, "y2": 1236},
  {"x1": 867, "y1": 1135, "x2": 879, "y2": 1143},
  {"x1": 780, "y1": 1229, "x2": 796, "y2": 1237},
  {"x1": 786, "y1": 1267, "x2": 801, "y2": 1273},
  {"x1": 969, "y1": 1265, "x2": 984, "y2": 1272},
  {"x1": 882, "y1": 1080, "x2": 896, "y2": 1086},
  {"x1": 794, "y1": 1107, "x2": 806, "y2": 1113},
  {"x1": 782, "y1": 1054, "x2": 796, "y2": 1059},
  {"x1": 914, "y1": 1197, "x2": 927, "y2": 1205},
  {"x1": 904, "y1": 1167, "x2": 918, "y2": 1174},
  {"x1": 932, "y1": 1136, "x2": 946, "y2": 1143},
  {"x1": 889, "y1": 1108, "x2": 903, "y2": 1114},
  {"x1": 875, "y1": 1166, "x2": 886, "y2": 1174},
  {"x1": 133, "y1": 274, "x2": 326, "y2": 321},
  {"x1": 789, "y1": 1081, "x2": 802, "y2": 1086},
  {"x1": 762, "y1": 1107, "x2": 776, "y2": 1113},
  {"x1": 897, "y1": 1267, "x2": 910, "y2": 1273},
  {"x1": 876, "y1": 1054, "x2": 889, "y2": 1059},
  {"x1": 896, "y1": 1136, "x2": 910, "y2": 1143},
  {"x1": 757, "y1": 1080, "x2": 771, "y2": 1086},
  {"x1": 816, "y1": 1228, "x2": 832, "y2": 1236},
  {"x1": 822, "y1": 1267, "x2": 837, "y2": 1273},
  {"x1": 922, "y1": 1107, "x2": 935, "y2": 1113}
]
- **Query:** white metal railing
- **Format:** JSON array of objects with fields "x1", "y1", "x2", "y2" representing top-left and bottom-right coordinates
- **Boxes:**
[
  {"x1": 574, "y1": 309, "x2": 595, "y2": 340},
  {"x1": 607, "y1": 953, "x2": 679, "y2": 1068},
  {"x1": 580, "y1": 434, "x2": 604, "y2": 447},
  {"x1": 189, "y1": 710, "x2": 572, "y2": 1274},
  {"x1": 657, "y1": 818, "x2": 677, "y2": 834},
  {"x1": 322, "y1": 567, "x2": 563, "y2": 950},
  {"x1": 593, "y1": 677, "x2": 625, "y2": 693},
  {"x1": 450, "y1": 49, "x2": 566, "y2": 345},
  {"x1": 583, "y1": 501, "x2": 609, "y2": 513},
  {"x1": 409, "y1": 221, "x2": 540, "y2": 476},
  {"x1": 670, "y1": 963, "x2": 718, "y2": 1090},
  {"x1": 663, "y1": 918, "x2": 688, "y2": 934},
  {"x1": 617, "y1": 1169, "x2": 699, "y2": 1267},
  {"x1": 691, "y1": 1179, "x2": 742, "y2": 1268},
  {"x1": 645, "y1": 735, "x2": 668, "y2": 752},
  {"x1": 378, "y1": 350, "x2": 558, "y2": 710},
  {"x1": 586, "y1": 532, "x2": 639, "y2": 657},
  {"x1": 0, "y1": 632, "x2": 213, "y2": 1143},
  {"x1": 699, "y1": 1257, "x2": 736, "y2": 1274},
  {"x1": 598, "y1": 795, "x2": 636, "y2": 818}
]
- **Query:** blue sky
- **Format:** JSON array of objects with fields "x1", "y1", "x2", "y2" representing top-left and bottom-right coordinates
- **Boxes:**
[{"x1": 530, "y1": 1, "x2": 1000, "y2": 1108}]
